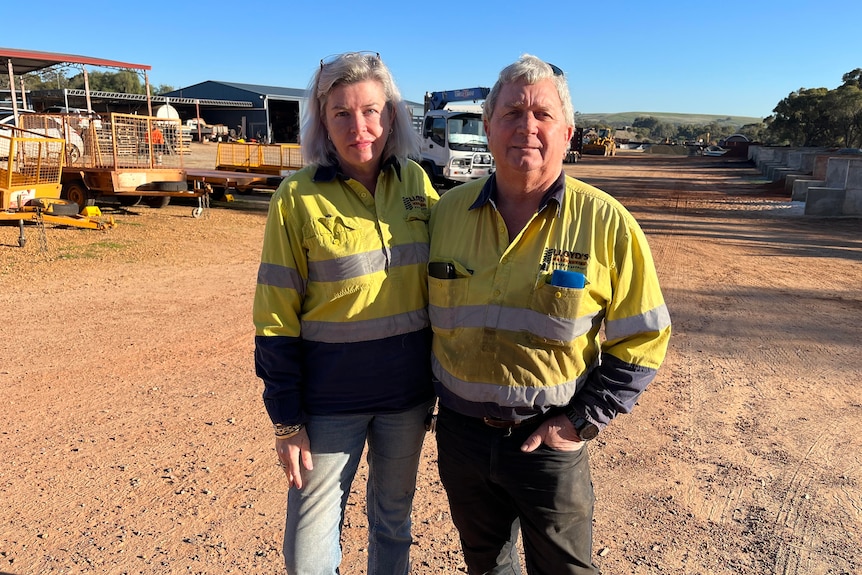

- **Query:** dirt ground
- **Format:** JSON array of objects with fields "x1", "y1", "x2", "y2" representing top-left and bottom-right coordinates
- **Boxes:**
[{"x1": 1, "y1": 144, "x2": 860, "y2": 575}]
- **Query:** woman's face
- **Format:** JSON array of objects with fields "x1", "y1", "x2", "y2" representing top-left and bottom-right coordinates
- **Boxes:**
[{"x1": 323, "y1": 79, "x2": 392, "y2": 178}]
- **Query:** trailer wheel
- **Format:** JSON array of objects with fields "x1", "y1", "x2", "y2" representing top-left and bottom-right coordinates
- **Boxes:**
[
  {"x1": 144, "y1": 196, "x2": 171, "y2": 208},
  {"x1": 150, "y1": 181, "x2": 187, "y2": 192},
  {"x1": 192, "y1": 207, "x2": 204, "y2": 218},
  {"x1": 64, "y1": 181, "x2": 93, "y2": 207}
]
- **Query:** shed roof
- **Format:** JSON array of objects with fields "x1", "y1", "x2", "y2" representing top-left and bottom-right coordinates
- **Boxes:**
[
  {"x1": 0, "y1": 46, "x2": 151, "y2": 74},
  {"x1": 166, "y1": 81, "x2": 307, "y2": 100}
]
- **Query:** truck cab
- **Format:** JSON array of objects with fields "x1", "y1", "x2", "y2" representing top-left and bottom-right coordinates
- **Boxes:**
[{"x1": 420, "y1": 88, "x2": 494, "y2": 188}]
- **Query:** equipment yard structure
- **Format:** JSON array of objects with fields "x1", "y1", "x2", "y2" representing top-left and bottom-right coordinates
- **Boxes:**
[{"x1": 1, "y1": 47, "x2": 210, "y2": 238}]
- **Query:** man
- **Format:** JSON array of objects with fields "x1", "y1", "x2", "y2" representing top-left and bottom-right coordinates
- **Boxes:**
[
  {"x1": 149, "y1": 124, "x2": 166, "y2": 164},
  {"x1": 427, "y1": 54, "x2": 672, "y2": 574}
]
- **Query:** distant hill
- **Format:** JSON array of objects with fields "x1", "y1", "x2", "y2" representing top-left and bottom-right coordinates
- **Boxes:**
[{"x1": 576, "y1": 111, "x2": 764, "y2": 128}]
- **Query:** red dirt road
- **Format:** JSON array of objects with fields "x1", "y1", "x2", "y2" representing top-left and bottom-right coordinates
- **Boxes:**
[{"x1": 1, "y1": 149, "x2": 860, "y2": 574}]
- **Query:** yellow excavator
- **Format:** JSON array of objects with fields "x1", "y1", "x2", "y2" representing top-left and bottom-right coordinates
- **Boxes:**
[{"x1": 581, "y1": 128, "x2": 617, "y2": 156}]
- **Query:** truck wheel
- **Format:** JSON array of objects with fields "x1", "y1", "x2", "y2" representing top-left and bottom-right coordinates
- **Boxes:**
[
  {"x1": 145, "y1": 196, "x2": 171, "y2": 208},
  {"x1": 64, "y1": 181, "x2": 93, "y2": 207}
]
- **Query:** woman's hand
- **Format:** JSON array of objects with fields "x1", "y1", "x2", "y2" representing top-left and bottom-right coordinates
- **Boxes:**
[{"x1": 275, "y1": 428, "x2": 313, "y2": 488}]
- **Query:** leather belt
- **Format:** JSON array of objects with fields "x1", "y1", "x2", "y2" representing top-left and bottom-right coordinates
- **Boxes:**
[{"x1": 482, "y1": 415, "x2": 540, "y2": 429}]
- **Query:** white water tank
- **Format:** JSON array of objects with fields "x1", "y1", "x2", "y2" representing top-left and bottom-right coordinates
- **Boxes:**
[{"x1": 154, "y1": 104, "x2": 180, "y2": 119}]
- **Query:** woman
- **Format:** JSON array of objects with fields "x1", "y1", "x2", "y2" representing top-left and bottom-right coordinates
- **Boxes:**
[{"x1": 253, "y1": 52, "x2": 438, "y2": 575}]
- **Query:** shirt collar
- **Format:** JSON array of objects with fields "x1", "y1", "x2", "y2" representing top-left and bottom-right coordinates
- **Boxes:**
[
  {"x1": 312, "y1": 155, "x2": 402, "y2": 183},
  {"x1": 469, "y1": 171, "x2": 566, "y2": 216}
]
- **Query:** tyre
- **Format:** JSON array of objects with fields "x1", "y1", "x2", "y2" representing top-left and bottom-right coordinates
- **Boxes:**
[
  {"x1": 47, "y1": 201, "x2": 81, "y2": 216},
  {"x1": 27, "y1": 197, "x2": 80, "y2": 216},
  {"x1": 144, "y1": 196, "x2": 171, "y2": 208},
  {"x1": 149, "y1": 181, "x2": 187, "y2": 192},
  {"x1": 67, "y1": 144, "x2": 82, "y2": 163},
  {"x1": 63, "y1": 182, "x2": 93, "y2": 207}
]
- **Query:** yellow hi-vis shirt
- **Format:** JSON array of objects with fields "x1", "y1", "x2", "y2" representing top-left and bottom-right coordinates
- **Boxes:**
[
  {"x1": 428, "y1": 172, "x2": 671, "y2": 428},
  {"x1": 254, "y1": 158, "x2": 438, "y2": 424}
]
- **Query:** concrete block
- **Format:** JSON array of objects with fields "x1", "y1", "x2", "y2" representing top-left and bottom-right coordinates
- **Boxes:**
[
  {"x1": 772, "y1": 167, "x2": 799, "y2": 182},
  {"x1": 785, "y1": 150, "x2": 804, "y2": 170},
  {"x1": 792, "y1": 179, "x2": 825, "y2": 201},
  {"x1": 798, "y1": 150, "x2": 824, "y2": 173},
  {"x1": 805, "y1": 187, "x2": 846, "y2": 216},
  {"x1": 846, "y1": 161, "x2": 862, "y2": 190},
  {"x1": 844, "y1": 189, "x2": 862, "y2": 214},
  {"x1": 754, "y1": 147, "x2": 777, "y2": 170},
  {"x1": 785, "y1": 173, "x2": 809, "y2": 193},
  {"x1": 824, "y1": 158, "x2": 851, "y2": 187}
]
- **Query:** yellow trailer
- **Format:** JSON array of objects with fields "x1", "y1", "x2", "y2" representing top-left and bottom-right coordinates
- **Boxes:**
[
  {"x1": 215, "y1": 142, "x2": 303, "y2": 176},
  {"x1": 20, "y1": 113, "x2": 207, "y2": 216},
  {"x1": 1, "y1": 127, "x2": 114, "y2": 247}
]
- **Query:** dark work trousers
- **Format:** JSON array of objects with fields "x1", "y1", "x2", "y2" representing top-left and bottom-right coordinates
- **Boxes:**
[{"x1": 436, "y1": 407, "x2": 598, "y2": 575}]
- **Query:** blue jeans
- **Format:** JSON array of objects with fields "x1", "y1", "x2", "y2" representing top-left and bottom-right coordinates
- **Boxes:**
[
  {"x1": 436, "y1": 407, "x2": 598, "y2": 575},
  {"x1": 283, "y1": 400, "x2": 433, "y2": 575}
]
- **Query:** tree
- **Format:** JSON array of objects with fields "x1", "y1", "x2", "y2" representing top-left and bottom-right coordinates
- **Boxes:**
[
  {"x1": 152, "y1": 84, "x2": 175, "y2": 96},
  {"x1": 767, "y1": 87, "x2": 831, "y2": 146},
  {"x1": 632, "y1": 116, "x2": 659, "y2": 131},
  {"x1": 67, "y1": 70, "x2": 146, "y2": 94},
  {"x1": 822, "y1": 84, "x2": 862, "y2": 147},
  {"x1": 841, "y1": 68, "x2": 862, "y2": 89},
  {"x1": 737, "y1": 122, "x2": 768, "y2": 143}
]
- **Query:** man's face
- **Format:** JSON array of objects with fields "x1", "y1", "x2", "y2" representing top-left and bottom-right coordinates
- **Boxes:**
[{"x1": 485, "y1": 78, "x2": 573, "y2": 178}]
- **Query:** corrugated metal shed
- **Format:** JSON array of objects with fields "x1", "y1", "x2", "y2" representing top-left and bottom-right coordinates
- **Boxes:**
[
  {"x1": 163, "y1": 81, "x2": 423, "y2": 144},
  {"x1": 163, "y1": 81, "x2": 307, "y2": 143}
]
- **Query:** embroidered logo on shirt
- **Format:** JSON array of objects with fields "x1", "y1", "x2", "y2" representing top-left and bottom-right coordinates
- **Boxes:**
[
  {"x1": 402, "y1": 196, "x2": 428, "y2": 211},
  {"x1": 541, "y1": 247, "x2": 590, "y2": 271}
]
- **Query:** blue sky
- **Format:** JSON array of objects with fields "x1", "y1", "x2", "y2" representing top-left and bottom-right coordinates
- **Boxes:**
[{"x1": 3, "y1": 1, "x2": 860, "y2": 120}]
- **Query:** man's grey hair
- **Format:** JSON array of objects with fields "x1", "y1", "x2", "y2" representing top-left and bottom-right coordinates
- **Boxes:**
[
  {"x1": 301, "y1": 52, "x2": 419, "y2": 166},
  {"x1": 483, "y1": 54, "x2": 575, "y2": 129}
]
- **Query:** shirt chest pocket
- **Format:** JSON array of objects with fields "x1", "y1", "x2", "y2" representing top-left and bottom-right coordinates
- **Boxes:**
[
  {"x1": 303, "y1": 215, "x2": 374, "y2": 261},
  {"x1": 527, "y1": 282, "x2": 596, "y2": 347}
]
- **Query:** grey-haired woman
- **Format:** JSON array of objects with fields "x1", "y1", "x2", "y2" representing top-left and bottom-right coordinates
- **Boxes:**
[{"x1": 253, "y1": 52, "x2": 438, "y2": 574}]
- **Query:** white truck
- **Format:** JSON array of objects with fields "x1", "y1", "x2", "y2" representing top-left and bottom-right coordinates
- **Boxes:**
[{"x1": 419, "y1": 88, "x2": 495, "y2": 188}]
